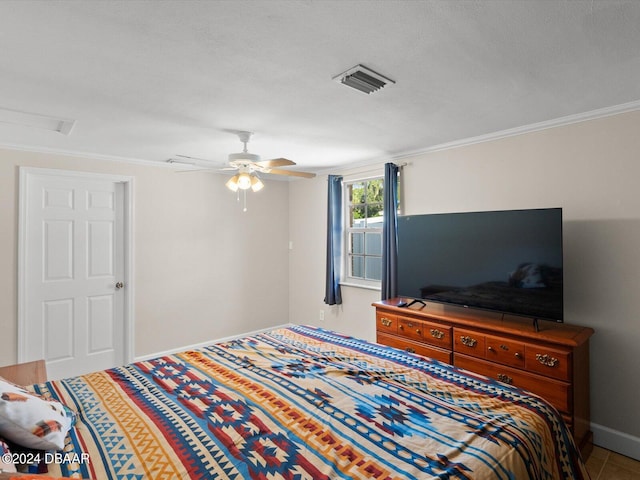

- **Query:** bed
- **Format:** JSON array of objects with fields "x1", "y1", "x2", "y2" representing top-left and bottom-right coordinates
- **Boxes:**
[{"x1": 1, "y1": 325, "x2": 588, "y2": 479}]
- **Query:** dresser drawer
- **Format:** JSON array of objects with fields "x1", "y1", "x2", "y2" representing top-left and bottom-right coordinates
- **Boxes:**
[
  {"x1": 376, "y1": 312, "x2": 398, "y2": 334},
  {"x1": 485, "y1": 335, "x2": 525, "y2": 369},
  {"x1": 454, "y1": 354, "x2": 571, "y2": 413},
  {"x1": 453, "y1": 328, "x2": 486, "y2": 358},
  {"x1": 421, "y1": 320, "x2": 452, "y2": 349},
  {"x1": 525, "y1": 345, "x2": 571, "y2": 381},
  {"x1": 377, "y1": 333, "x2": 452, "y2": 364},
  {"x1": 397, "y1": 317, "x2": 424, "y2": 341}
]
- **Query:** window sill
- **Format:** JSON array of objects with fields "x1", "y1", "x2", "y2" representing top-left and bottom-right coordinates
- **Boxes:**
[{"x1": 339, "y1": 281, "x2": 381, "y2": 292}]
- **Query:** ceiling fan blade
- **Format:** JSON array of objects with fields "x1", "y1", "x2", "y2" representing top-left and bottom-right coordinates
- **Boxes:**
[
  {"x1": 175, "y1": 168, "x2": 218, "y2": 173},
  {"x1": 256, "y1": 158, "x2": 296, "y2": 168},
  {"x1": 267, "y1": 168, "x2": 316, "y2": 178},
  {"x1": 174, "y1": 154, "x2": 216, "y2": 162}
]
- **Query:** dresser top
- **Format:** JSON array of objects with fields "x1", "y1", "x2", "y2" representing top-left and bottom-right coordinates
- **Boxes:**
[{"x1": 373, "y1": 299, "x2": 594, "y2": 347}]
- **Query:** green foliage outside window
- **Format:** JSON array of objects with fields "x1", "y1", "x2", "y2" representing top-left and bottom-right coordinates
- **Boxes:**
[
  {"x1": 346, "y1": 178, "x2": 384, "y2": 282},
  {"x1": 349, "y1": 179, "x2": 384, "y2": 222}
]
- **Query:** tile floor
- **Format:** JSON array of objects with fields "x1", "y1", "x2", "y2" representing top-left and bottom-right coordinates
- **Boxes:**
[{"x1": 586, "y1": 446, "x2": 640, "y2": 479}]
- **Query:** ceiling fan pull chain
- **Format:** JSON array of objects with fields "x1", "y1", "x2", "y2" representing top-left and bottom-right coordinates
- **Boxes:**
[{"x1": 243, "y1": 189, "x2": 248, "y2": 212}]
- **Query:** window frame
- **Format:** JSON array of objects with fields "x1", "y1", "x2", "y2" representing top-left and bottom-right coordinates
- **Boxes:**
[{"x1": 341, "y1": 175, "x2": 385, "y2": 290}]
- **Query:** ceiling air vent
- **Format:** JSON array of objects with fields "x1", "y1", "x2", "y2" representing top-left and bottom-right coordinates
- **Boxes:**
[
  {"x1": 333, "y1": 64, "x2": 395, "y2": 94},
  {"x1": 0, "y1": 107, "x2": 75, "y2": 135}
]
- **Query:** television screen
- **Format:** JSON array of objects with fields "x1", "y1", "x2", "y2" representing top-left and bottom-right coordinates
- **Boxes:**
[{"x1": 397, "y1": 208, "x2": 563, "y2": 322}]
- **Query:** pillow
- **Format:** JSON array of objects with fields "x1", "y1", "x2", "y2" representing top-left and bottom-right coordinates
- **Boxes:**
[
  {"x1": 0, "y1": 438, "x2": 17, "y2": 473},
  {"x1": 0, "y1": 380, "x2": 74, "y2": 451}
]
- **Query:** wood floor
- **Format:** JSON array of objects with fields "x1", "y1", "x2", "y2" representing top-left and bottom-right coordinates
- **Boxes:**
[{"x1": 587, "y1": 446, "x2": 640, "y2": 479}]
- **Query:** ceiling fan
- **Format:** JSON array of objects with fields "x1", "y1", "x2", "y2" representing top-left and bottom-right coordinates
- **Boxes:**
[{"x1": 168, "y1": 131, "x2": 316, "y2": 193}]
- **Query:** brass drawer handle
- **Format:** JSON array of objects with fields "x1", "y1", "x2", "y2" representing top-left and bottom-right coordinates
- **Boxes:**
[
  {"x1": 430, "y1": 328, "x2": 445, "y2": 339},
  {"x1": 380, "y1": 317, "x2": 393, "y2": 327},
  {"x1": 514, "y1": 352, "x2": 522, "y2": 359},
  {"x1": 497, "y1": 373, "x2": 513, "y2": 384},
  {"x1": 415, "y1": 329, "x2": 421, "y2": 335},
  {"x1": 536, "y1": 353, "x2": 559, "y2": 368},
  {"x1": 405, "y1": 347, "x2": 416, "y2": 354},
  {"x1": 460, "y1": 336, "x2": 477, "y2": 347}
]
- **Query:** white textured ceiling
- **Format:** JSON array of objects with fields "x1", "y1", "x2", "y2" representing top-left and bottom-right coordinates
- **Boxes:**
[{"x1": 1, "y1": 0, "x2": 639, "y2": 172}]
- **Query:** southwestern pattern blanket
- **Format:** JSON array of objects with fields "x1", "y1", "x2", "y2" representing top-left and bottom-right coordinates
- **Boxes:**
[{"x1": 27, "y1": 325, "x2": 588, "y2": 479}]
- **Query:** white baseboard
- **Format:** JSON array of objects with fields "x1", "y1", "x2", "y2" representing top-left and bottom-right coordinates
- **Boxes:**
[
  {"x1": 592, "y1": 422, "x2": 640, "y2": 461},
  {"x1": 134, "y1": 323, "x2": 295, "y2": 362}
]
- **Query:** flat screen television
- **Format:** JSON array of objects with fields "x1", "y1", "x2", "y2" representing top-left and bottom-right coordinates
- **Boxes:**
[{"x1": 397, "y1": 208, "x2": 563, "y2": 323}]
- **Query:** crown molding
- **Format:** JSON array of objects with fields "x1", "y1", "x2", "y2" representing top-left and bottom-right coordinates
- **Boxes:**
[
  {"x1": 3, "y1": 99, "x2": 640, "y2": 175},
  {"x1": 394, "y1": 99, "x2": 640, "y2": 160},
  {"x1": 319, "y1": 98, "x2": 640, "y2": 176}
]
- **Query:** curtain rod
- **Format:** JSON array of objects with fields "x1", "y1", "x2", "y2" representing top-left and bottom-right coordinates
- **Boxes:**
[
  {"x1": 324, "y1": 163, "x2": 409, "y2": 181},
  {"x1": 330, "y1": 162, "x2": 408, "y2": 179}
]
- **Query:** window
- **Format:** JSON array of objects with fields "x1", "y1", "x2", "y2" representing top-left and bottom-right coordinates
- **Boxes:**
[{"x1": 344, "y1": 177, "x2": 384, "y2": 287}]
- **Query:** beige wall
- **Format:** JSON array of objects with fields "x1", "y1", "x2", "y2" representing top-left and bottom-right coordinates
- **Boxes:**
[
  {"x1": 2, "y1": 109, "x2": 639, "y2": 456},
  {"x1": 288, "y1": 170, "x2": 380, "y2": 341},
  {"x1": 289, "y1": 110, "x2": 640, "y2": 457},
  {"x1": 0, "y1": 148, "x2": 290, "y2": 364}
]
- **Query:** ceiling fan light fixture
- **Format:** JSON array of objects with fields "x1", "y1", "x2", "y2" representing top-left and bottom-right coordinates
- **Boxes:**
[
  {"x1": 226, "y1": 174, "x2": 240, "y2": 192},
  {"x1": 251, "y1": 176, "x2": 264, "y2": 192},
  {"x1": 237, "y1": 172, "x2": 253, "y2": 190}
]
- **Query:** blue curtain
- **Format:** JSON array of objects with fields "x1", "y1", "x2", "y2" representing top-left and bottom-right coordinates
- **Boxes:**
[
  {"x1": 324, "y1": 175, "x2": 343, "y2": 305},
  {"x1": 381, "y1": 163, "x2": 399, "y2": 300}
]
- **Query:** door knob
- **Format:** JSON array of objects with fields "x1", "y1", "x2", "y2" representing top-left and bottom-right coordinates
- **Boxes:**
[{"x1": 115, "y1": 282, "x2": 124, "y2": 290}]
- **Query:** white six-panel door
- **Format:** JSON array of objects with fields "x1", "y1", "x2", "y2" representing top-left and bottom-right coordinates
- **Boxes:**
[{"x1": 19, "y1": 168, "x2": 133, "y2": 380}]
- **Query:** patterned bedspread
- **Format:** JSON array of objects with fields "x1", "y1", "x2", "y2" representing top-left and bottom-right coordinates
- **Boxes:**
[{"x1": 29, "y1": 325, "x2": 588, "y2": 479}]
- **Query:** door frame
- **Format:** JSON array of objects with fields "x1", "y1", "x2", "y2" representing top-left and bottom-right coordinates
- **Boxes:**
[{"x1": 17, "y1": 167, "x2": 135, "y2": 366}]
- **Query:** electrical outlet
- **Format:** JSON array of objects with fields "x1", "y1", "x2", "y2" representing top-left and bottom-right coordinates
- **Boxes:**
[{"x1": 319, "y1": 310, "x2": 325, "y2": 321}]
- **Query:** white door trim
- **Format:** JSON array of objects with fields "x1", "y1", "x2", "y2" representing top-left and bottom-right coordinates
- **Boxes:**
[{"x1": 18, "y1": 167, "x2": 135, "y2": 366}]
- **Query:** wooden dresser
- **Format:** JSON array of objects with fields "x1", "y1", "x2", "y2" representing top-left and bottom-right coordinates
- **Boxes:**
[
  {"x1": 373, "y1": 299, "x2": 594, "y2": 459},
  {"x1": 0, "y1": 359, "x2": 47, "y2": 385}
]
